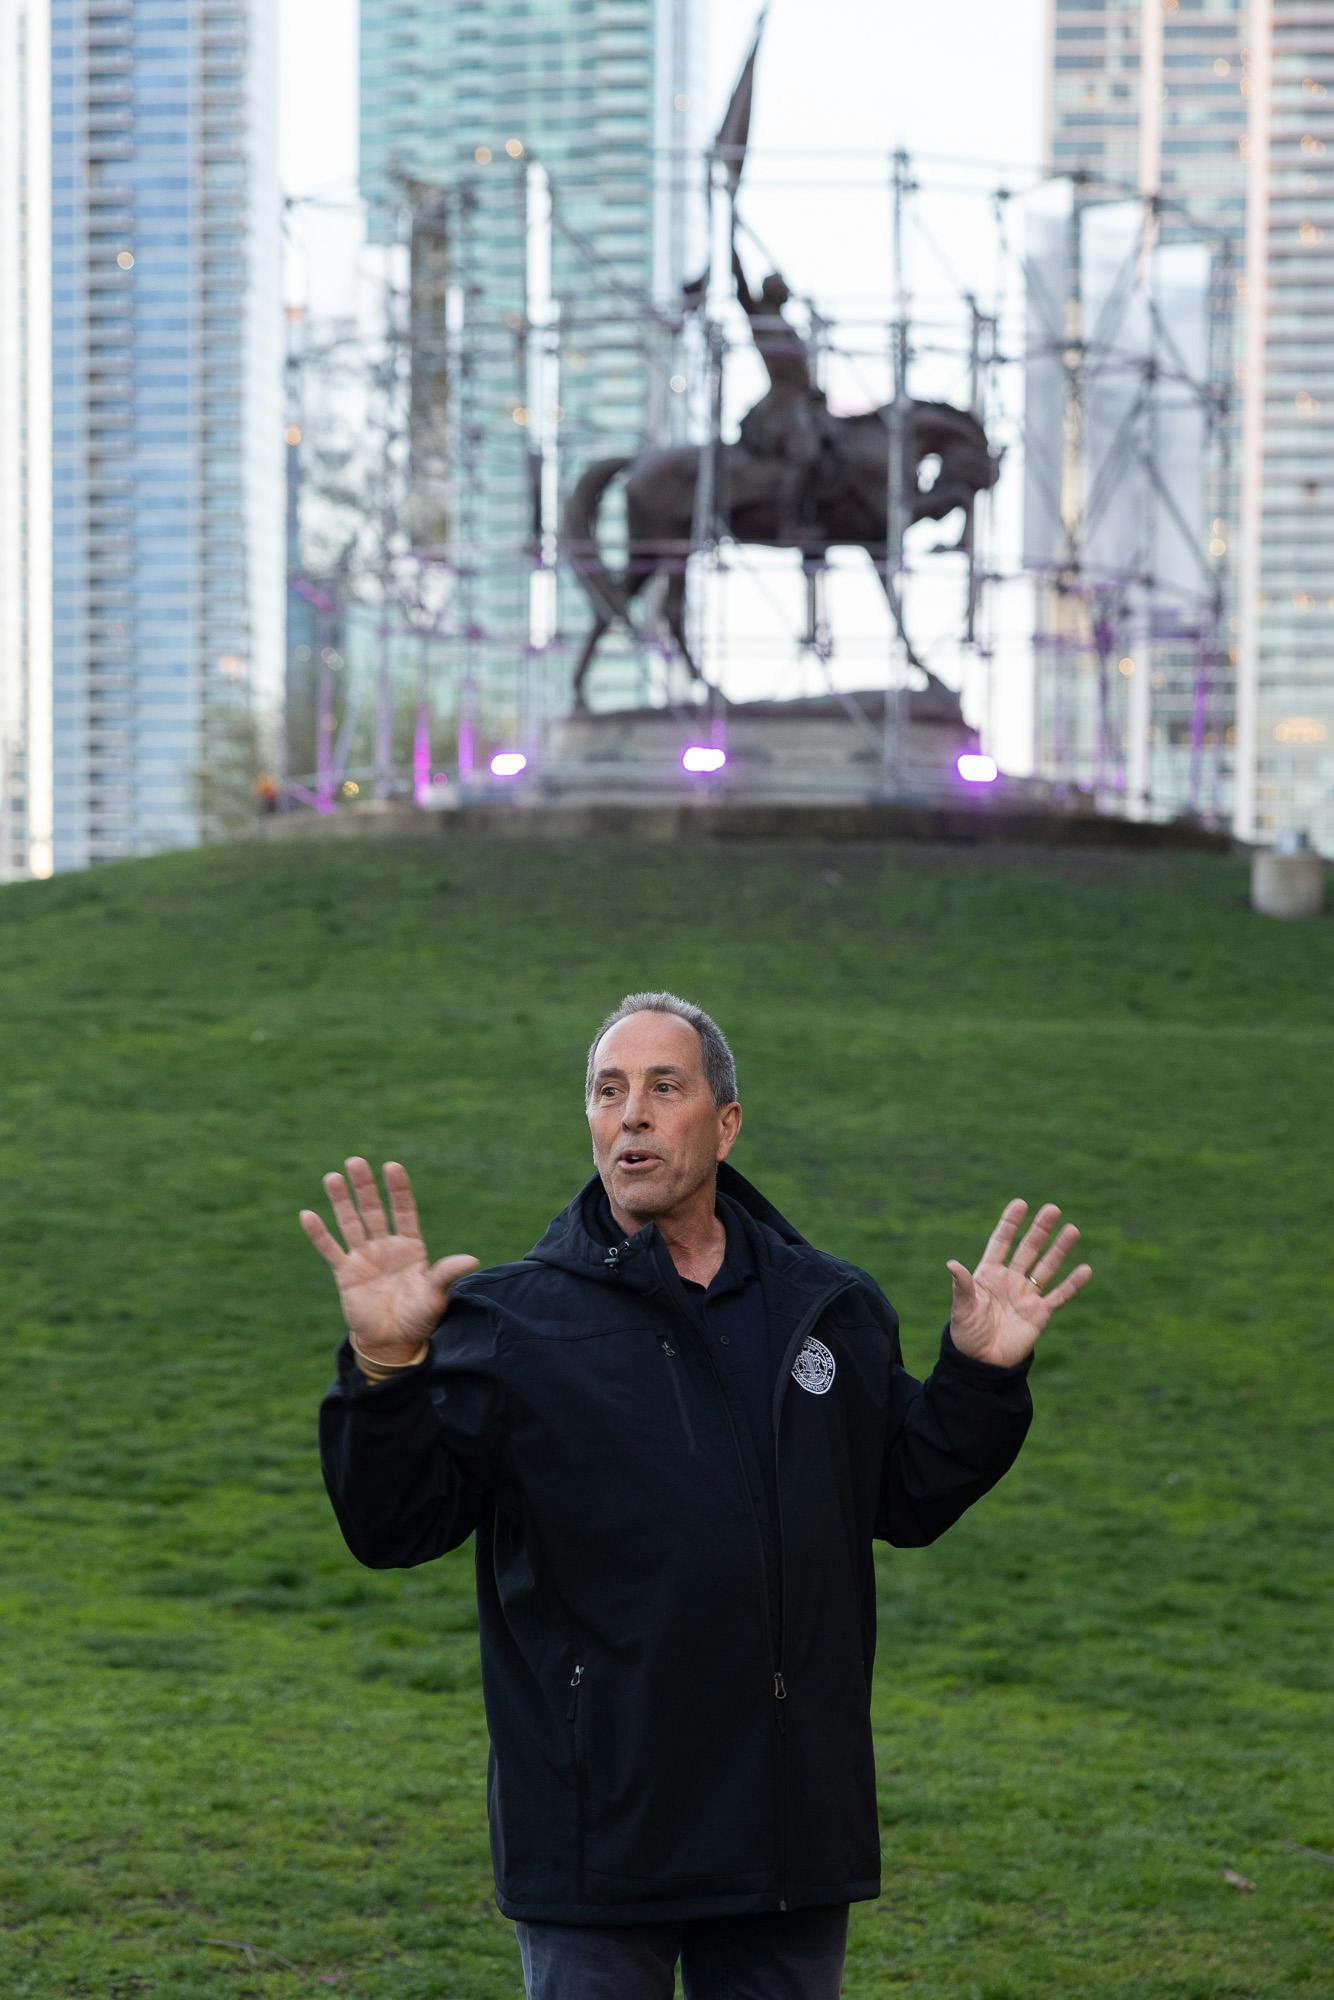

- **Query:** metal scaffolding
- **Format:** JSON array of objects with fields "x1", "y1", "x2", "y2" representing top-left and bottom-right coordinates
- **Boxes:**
[{"x1": 278, "y1": 146, "x2": 1232, "y2": 820}]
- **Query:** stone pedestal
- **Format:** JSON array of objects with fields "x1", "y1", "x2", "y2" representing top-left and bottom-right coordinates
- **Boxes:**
[{"x1": 545, "y1": 687, "x2": 985, "y2": 803}]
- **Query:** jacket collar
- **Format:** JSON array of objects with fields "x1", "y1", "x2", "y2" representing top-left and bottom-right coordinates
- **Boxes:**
[{"x1": 524, "y1": 1160, "x2": 844, "y2": 1311}]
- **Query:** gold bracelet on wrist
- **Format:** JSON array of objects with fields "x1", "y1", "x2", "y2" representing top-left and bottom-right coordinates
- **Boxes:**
[{"x1": 349, "y1": 1333, "x2": 429, "y2": 1380}]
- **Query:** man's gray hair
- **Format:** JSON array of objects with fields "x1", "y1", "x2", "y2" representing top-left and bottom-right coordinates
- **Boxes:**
[{"x1": 585, "y1": 991, "x2": 738, "y2": 1107}]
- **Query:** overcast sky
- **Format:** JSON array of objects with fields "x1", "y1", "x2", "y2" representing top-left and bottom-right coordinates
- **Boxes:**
[{"x1": 277, "y1": 0, "x2": 1047, "y2": 766}]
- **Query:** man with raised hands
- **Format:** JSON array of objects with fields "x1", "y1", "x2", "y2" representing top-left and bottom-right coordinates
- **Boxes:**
[{"x1": 307, "y1": 990, "x2": 1091, "y2": 2000}]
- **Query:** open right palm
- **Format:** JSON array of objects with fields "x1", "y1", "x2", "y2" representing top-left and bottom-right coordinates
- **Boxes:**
[{"x1": 299, "y1": 1157, "x2": 479, "y2": 1363}]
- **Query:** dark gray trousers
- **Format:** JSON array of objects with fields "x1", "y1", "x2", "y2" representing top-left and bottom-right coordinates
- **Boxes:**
[{"x1": 515, "y1": 1901, "x2": 850, "y2": 1999}]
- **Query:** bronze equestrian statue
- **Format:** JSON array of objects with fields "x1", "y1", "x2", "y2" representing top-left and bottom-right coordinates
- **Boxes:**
[
  {"x1": 562, "y1": 394, "x2": 1000, "y2": 711},
  {"x1": 730, "y1": 252, "x2": 827, "y2": 554}
]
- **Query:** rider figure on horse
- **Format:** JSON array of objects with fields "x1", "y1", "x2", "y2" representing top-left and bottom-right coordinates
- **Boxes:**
[{"x1": 732, "y1": 252, "x2": 828, "y2": 554}]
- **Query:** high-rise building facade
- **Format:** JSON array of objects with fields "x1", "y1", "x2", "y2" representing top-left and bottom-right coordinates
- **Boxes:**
[
  {"x1": 0, "y1": 0, "x2": 283, "y2": 880},
  {"x1": 1040, "y1": 0, "x2": 1334, "y2": 854},
  {"x1": 1234, "y1": 0, "x2": 1334, "y2": 851},
  {"x1": 358, "y1": 0, "x2": 706, "y2": 727}
]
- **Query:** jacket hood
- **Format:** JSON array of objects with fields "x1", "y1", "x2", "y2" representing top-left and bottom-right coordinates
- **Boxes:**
[{"x1": 524, "y1": 1159, "x2": 821, "y2": 1299}]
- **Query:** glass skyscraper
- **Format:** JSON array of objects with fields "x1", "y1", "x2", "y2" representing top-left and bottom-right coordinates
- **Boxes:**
[
  {"x1": 1234, "y1": 0, "x2": 1334, "y2": 851},
  {"x1": 0, "y1": 0, "x2": 283, "y2": 879},
  {"x1": 358, "y1": 0, "x2": 706, "y2": 728},
  {"x1": 1040, "y1": 0, "x2": 1334, "y2": 854}
]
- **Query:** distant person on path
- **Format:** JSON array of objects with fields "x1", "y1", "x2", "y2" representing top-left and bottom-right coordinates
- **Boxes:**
[{"x1": 306, "y1": 992, "x2": 1091, "y2": 1999}]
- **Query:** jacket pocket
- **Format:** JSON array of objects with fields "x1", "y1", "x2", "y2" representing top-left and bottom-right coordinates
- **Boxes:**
[
  {"x1": 658, "y1": 1336, "x2": 697, "y2": 1456},
  {"x1": 564, "y1": 1658, "x2": 587, "y2": 1898}
]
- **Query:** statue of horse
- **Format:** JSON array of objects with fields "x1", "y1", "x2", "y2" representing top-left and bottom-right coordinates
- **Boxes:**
[{"x1": 561, "y1": 399, "x2": 1000, "y2": 710}]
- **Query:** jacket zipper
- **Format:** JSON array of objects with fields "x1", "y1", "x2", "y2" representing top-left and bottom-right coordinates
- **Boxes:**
[
  {"x1": 769, "y1": 1276, "x2": 856, "y2": 1911},
  {"x1": 565, "y1": 1661, "x2": 586, "y2": 1900},
  {"x1": 653, "y1": 1252, "x2": 780, "y2": 1674},
  {"x1": 658, "y1": 1336, "x2": 697, "y2": 1454},
  {"x1": 652, "y1": 1244, "x2": 855, "y2": 1910}
]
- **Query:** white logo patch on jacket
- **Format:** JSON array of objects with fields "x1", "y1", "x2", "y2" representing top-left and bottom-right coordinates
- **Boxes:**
[{"x1": 791, "y1": 1336, "x2": 836, "y2": 1395}]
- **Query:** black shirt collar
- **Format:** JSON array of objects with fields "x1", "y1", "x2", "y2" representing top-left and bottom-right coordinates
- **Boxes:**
[{"x1": 592, "y1": 1180, "x2": 755, "y2": 1293}]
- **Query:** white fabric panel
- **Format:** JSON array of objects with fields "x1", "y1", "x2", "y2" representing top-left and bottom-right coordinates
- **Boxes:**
[
  {"x1": 1149, "y1": 241, "x2": 1213, "y2": 607},
  {"x1": 1021, "y1": 179, "x2": 1074, "y2": 572},
  {"x1": 1080, "y1": 200, "x2": 1152, "y2": 590}
]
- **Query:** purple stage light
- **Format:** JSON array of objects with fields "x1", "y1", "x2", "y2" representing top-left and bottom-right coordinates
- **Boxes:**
[
  {"x1": 682, "y1": 745, "x2": 726, "y2": 774},
  {"x1": 490, "y1": 751, "x2": 528, "y2": 777},
  {"x1": 956, "y1": 753, "x2": 998, "y2": 784}
]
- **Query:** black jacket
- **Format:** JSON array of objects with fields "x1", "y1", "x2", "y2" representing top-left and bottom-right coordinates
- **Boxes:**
[{"x1": 319, "y1": 1162, "x2": 1034, "y2": 1926}]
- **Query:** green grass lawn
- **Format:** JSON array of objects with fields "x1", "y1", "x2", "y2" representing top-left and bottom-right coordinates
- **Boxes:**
[{"x1": 1, "y1": 834, "x2": 1330, "y2": 2000}]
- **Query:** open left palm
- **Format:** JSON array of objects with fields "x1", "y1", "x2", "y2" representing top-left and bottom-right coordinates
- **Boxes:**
[{"x1": 946, "y1": 1199, "x2": 1092, "y2": 1369}]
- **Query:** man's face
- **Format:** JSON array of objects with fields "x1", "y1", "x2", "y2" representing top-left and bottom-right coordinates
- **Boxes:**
[{"x1": 587, "y1": 1011, "x2": 741, "y2": 1222}]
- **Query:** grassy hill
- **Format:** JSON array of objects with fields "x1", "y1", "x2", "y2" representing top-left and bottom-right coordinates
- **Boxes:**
[{"x1": 1, "y1": 834, "x2": 1330, "y2": 1999}]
